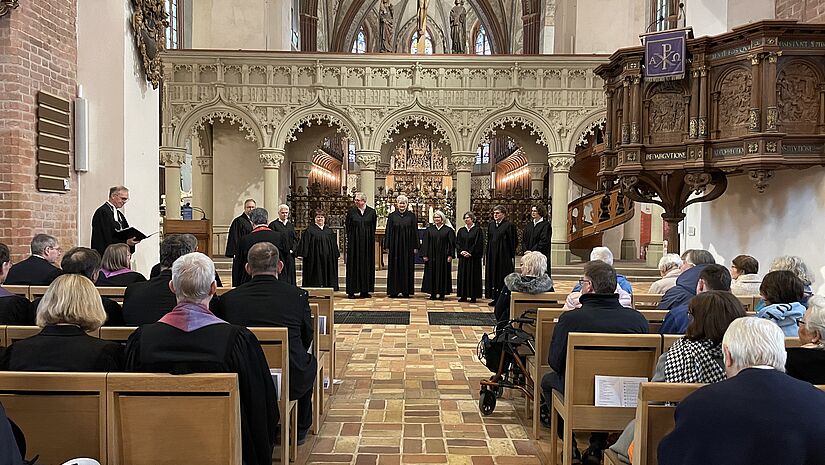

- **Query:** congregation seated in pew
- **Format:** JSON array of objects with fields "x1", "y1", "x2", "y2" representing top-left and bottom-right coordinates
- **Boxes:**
[
  {"x1": 728, "y1": 254, "x2": 762, "y2": 296},
  {"x1": 0, "y1": 243, "x2": 33, "y2": 325},
  {"x1": 4, "y1": 234, "x2": 62, "y2": 287},
  {"x1": 217, "y1": 242, "x2": 317, "y2": 445},
  {"x1": 124, "y1": 252, "x2": 278, "y2": 465},
  {"x1": 658, "y1": 317, "x2": 825, "y2": 465},
  {"x1": 756, "y1": 270, "x2": 806, "y2": 337},
  {"x1": 786, "y1": 294, "x2": 825, "y2": 385},
  {"x1": 647, "y1": 253, "x2": 683, "y2": 294},
  {"x1": 658, "y1": 249, "x2": 717, "y2": 310},
  {"x1": 564, "y1": 247, "x2": 632, "y2": 310},
  {"x1": 660, "y1": 264, "x2": 731, "y2": 334},
  {"x1": 609, "y1": 291, "x2": 746, "y2": 464},
  {"x1": 493, "y1": 251, "x2": 554, "y2": 328},
  {"x1": 0, "y1": 274, "x2": 124, "y2": 372},
  {"x1": 541, "y1": 260, "x2": 648, "y2": 463},
  {"x1": 769, "y1": 255, "x2": 814, "y2": 306},
  {"x1": 96, "y1": 243, "x2": 146, "y2": 287}
]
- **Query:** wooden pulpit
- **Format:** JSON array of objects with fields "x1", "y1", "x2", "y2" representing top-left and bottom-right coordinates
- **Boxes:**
[{"x1": 164, "y1": 219, "x2": 212, "y2": 256}]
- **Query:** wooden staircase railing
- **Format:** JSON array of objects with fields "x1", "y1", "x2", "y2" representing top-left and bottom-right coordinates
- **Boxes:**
[{"x1": 567, "y1": 186, "x2": 634, "y2": 243}]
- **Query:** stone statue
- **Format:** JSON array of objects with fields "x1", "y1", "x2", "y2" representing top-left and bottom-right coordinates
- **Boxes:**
[
  {"x1": 379, "y1": 0, "x2": 394, "y2": 52},
  {"x1": 449, "y1": 0, "x2": 467, "y2": 54}
]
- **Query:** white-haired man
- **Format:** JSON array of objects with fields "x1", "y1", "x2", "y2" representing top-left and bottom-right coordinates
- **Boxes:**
[
  {"x1": 125, "y1": 252, "x2": 279, "y2": 465},
  {"x1": 269, "y1": 204, "x2": 297, "y2": 284},
  {"x1": 658, "y1": 317, "x2": 825, "y2": 465},
  {"x1": 345, "y1": 192, "x2": 377, "y2": 299},
  {"x1": 563, "y1": 247, "x2": 632, "y2": 310}
]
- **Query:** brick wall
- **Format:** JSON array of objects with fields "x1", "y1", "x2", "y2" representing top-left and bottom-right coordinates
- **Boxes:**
[
  {"x1": 776, "y1": 0, "x2": 825, "y2": 23},
  {"x1": 0, "y1": 1, "x2": 78, "y2": 260}
]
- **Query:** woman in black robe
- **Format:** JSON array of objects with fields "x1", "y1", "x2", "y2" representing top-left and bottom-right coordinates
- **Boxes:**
[
  {"x1": 296, "y1": 210, "x2": 340, "y2": 290},
  {"x1": 421, "y1": 210, "x2": 456, "y2": 300},
  {"x1": 456, "y1": 211, "x2": 484, "y2": 303},
  {"x1": 522, "y1": 204, "x2": 552, "y2": 277},
  {"x1": 384, "y1": 195, "x2": 418, "y2": 297}
]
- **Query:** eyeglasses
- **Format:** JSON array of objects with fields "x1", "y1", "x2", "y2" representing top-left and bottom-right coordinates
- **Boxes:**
[
  {"x1": 796, "y1": 318, "x2": 807, "y2": 326},
  {"x1": 578, "y1": 279, "x2": 591, "y2": 286}
]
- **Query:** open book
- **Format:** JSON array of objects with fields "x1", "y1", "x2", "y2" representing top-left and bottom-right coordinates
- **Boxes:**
[{"x1": 594, "y1": 375, "x2": 648, "y2": 407}]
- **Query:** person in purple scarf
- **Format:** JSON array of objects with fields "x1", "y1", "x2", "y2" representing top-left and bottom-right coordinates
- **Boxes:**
[
  {"x1": 96, "y1": 243, "x2": 146, "y2": 287},
  {"x1": 125, "y1": 252, "x2": 278, "y2": 465}
]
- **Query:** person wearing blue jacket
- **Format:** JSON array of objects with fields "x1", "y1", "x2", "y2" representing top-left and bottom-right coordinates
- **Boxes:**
[
  {"x1": 660, "y1": 264, "x2": 732, "y2": 334},
  {"x1": 657, "y1": 249, "x2": 717, "y2": 310},
  {"x1": 757, "y1": 270, "x2": 806, "y2": 336}
]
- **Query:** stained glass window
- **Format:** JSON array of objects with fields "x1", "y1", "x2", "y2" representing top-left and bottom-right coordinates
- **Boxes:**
[
  {"x1": 474, "y1": 26, "x2": 491, "y2": 55},
  {"x1": 410, "y1": 31, "x2": 434, "y2": 55}
]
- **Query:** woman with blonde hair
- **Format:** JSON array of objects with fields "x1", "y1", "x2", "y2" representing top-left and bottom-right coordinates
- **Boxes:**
[
  {"x1": 0, "y1": 274, "x2": 124, "y2": 371},
  {"x1": 97, "y1": 243, "x2": 146, "y2": 286},
  {"x1": 421, "y1": 210, "x2": 455, "y2": 300}
]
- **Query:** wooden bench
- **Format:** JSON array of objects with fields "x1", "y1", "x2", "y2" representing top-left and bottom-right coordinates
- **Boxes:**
[
  {"x1": 550, "y1": 333, "x2": 662, "y2": 465},
  {"x1": 99, "y1": 326, "x2": 138, "y2": 344},
  {"x1": 304, "y1": 287, "x2": 336, "y2": 388},
  {"x1": 2, "y1": 285, "x2": 30, "y2": 300},
  {"x1": 248, "y1": 327, "x2": 298, "y2": 464},
  {"x1": 5, "y1": 325, "x2": 100, "y2": 345},
  {"x1": 631, "y1": 382, "x2": 704, "y2": 465},
  {"x1": 639, "y1": 310, "x2": 668, "y2": 334},
  {"x1": 95, "y1": 286, "x2": 127, "y2": 304},
  {"x1": 28, "y1": 285, "x2": 49, "y2": 302},
  {"x1": 509, "y1": 292, "x2": 568, "y2": 339},
  {"x1": 0, "y1": 372, "x2": 108, "y2": 464},
  {"x1": 785, "y1": 336, "x2": 805, "y2": 348},
  {"x1": 632, "y1": 294, "x2": 664, "y2": 310},
  {"x1": 106, "y1": 373, "x2": 241, "y2": 465},
  {"x1": 736, "y1": 295, "x2": 759, "y2": 312},
  {"x1": 308, "y1": 303, "x2": 327, "y2": 435},
  {"x1": 531, "y1": 308, "x2": 567, "y2": 439}
]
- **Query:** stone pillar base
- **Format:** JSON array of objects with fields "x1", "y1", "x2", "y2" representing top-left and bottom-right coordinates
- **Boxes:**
[
  {"x1": 646, "y1": 242, "x2": 664, "y2": 268},
  {"x1": 621, "y1": 239, "x2": 637, "y2": 260},
  {"x1": 550, "y1": 241, "x2": 572, "y2": 267}
]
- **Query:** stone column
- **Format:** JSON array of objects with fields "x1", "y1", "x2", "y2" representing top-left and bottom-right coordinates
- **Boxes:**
[
  {"x1": 548, "y1": 152, "x2": 575, "y2": 266},
  {"x1": 620, "y1": 207, "x2": 637, "y2": 260},
  {"x1": 259, "y1": 148, "x2": 285, "y2": 211},
  {"x1": 375, "y1": 162, "x2": 390, "y2": 191},
  {"x1": 160, "y1": 147, "x2": 186, "y2": 220},
  {"x1": 527, "y1": 163, "x2": 547, "y2": 197},
  {"x1": 196, "y1": 156, "x2": 214, "y2": 220},
  {"x1": 356, "y1": 150, "x2": 380, "y2": 200},
  {"x1": 646, "y1": 204, "x2": 665, "y2": 267},
  {"x1": 452, "y1": 153, "x2": 476, "y2": 221},
  {"x1": 293, "y1": 161, "x2": 313, "y2": 192}
]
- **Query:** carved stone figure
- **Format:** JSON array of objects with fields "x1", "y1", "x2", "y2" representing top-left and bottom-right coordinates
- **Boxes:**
[
  {"x1": 450, "y1": 0, "x2": 467, "y2": 54},
  {"x1": 379, "y1": 0, "x2": 394, "y2": 53},
  {"x1": 718, "y1": 69, "x2": 752, "y2": 137}
]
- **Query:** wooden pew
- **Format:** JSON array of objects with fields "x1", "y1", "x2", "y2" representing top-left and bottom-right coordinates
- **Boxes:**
[
  {"x1": 28, "y1": 285, "x2": 49, "y2": 302},
  {"x1": 631, "y1": 382, "x2": 704, "y2": 465},
  {"x1": 96, "y1": 286, "x2": 127, "y2": 304},
  {"x1": 5, "y1": 325, "x2": 100, "y2": 345},
  {"x1": 99, "y1": 327, "x2": 138, "y2": 344},
  {"x1": 0, "y1": 372, "x2": 107, "y2": 464},
  {"x1": 308, "y1": 303, "x2": 326, "y2": 435},
  {"x1": 736, "y1": 295, "x2": 758, "y2": 312},
  {"x1": 785, "y1": 336, "x2": 805, "y2": 348},
  {"x1": 531, "y1": 308, "x2": 567, "y2": 439},
  {"x1": 550, "y1": 333, "x2": 662, "y2": 465},
  {"x1": 639, "y1": 310, "x2": 668, "y2": 334},
  {"x1": 632, "y1": 294, "x2": 664, "y2": 310},
  {"x1": 304, "y1": 287, "x2": 336, "y2": 388},
  {"x1": 106, "y1": 373, "x2": 241, "y2": 465},
  {"x1": 662, "y1": 334, "x2": 681, "y2": 352},
  {"x1": 2, "y1": 285, "x2": 30, "y2": 300},
  {"x1": 248, "y1": 327, "x2": 298, "y2": 464},
  {"x1": 509, "y1": 292, "x2": 568, "y2": 335}
]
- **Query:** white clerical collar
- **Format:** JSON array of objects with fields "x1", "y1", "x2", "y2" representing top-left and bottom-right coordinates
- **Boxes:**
[
  {"x1": 749, "y1": 365, "x2": 775, "y2": 370},
  {"x1": 316, "y1": 224, "x2": 325, "y2": 230},
  {"x1": 496, "y1": 221, "x2": 502, "y2": 226},
  {"x1": 280, "y1": 219, "x2": 288, "y2": 225},
  {"x1": 533, "y1": 217, "x2": 544, "y2": 225},
  {"x1": 106, "y1": 201, "x2": 119, "y2": 221},
  {"x1": 435, "y1": 224, "x2": 443, "y2": 230},
  {"x1": 359, "y1": 207, "x2": 366, "y2": 215},
  {"x1": 465, "y1": 224, "x2": 474, "y2": 231}
]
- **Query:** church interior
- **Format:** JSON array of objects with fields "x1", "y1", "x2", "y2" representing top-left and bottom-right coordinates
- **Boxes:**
[{"x1": 2, "y1": 0, "x2": 825, "y2": 464}]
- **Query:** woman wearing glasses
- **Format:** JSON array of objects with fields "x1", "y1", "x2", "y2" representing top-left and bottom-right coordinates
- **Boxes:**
[{"x1": 785, "y1": 295, "x2": 825, "y2": 385}]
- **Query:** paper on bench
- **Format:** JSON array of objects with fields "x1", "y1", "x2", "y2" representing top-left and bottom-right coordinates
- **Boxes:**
[
  {"x1": 318, "y1": 315, "x2": 328, "y2": 335},
  {"x1": 270, "y1": 369, "x2": 282, "y2": 401},
  {"x1": 594, "y1": 375, "x2": 647, "y2": 407}
]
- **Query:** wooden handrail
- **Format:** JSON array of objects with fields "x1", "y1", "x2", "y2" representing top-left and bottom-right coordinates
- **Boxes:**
[{"x1": 567, "y1": 185, "x2": 634, "y2": 242}]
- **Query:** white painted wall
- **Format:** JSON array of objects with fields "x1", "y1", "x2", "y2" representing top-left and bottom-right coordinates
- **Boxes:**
[
  {"x1": 683, "y1": 167, "x2": 825, "y2": 294},
  {"x1": 574, "y1": 0, "x2": 646, "y2": 53},
  {"x1": 212, "y1": 123, "x2": 263, "y2": 229},
  {"x1": 77, "y1": 0, "x2": 159, "y2": 275},
  {"x1": 191, "y1": 0, "x2": 294, "y2": 50}
]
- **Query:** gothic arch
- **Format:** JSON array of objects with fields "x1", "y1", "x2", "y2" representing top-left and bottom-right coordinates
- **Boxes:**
[
  {"x1": 172, "y1": 99, "x2": 265, "y2": 149},
  {"x1": 469, "y1": 104, "x2": 559, "y2": 153},
  {"x1": 565, "y1": 109, "x2": 607, "y2": 153},
  {"x1": 273, "y1": 101, "x2": 365, "y2": 150},
  {"x1": 370, "y1": 102, "x2": 461, "y2": 151}
]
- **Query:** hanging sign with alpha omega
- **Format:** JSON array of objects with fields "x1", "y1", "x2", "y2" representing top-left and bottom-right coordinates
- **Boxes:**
[{"x1": 642, "y1": 28, "x2": 691, "y2": 82}]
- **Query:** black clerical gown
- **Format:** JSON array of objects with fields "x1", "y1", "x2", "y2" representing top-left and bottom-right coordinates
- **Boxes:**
[
  {"x1": 0, "y1": 325, "x2": 124, "y2": 371},
  {"x1": 421, "y1": 225, "x2": 455, "y2": 296},
  {"x1": 232, "y1": 227, "x2": 288, "y2": 287},
  {"x1": 225, "y1": 213, "x2": 253, "y2": 258},
  {"x1": 485, "y1": 219, "x2": 517, "y2": 299},
  {"x1": 523, "y1": 218, "x2": 552, "y2": 275},
  {"x1": 456, "y1": 225, "x2": 484, "y2": 299},
  {"x1": 96, "y1": 270, "x2": 147, "y2": 287},
  {"x1": 125, "y1": 321, "x2": 278, "y2": 465},
  {"x1": 269, "y1": 219, "x2": 298, "y2": 285},
  {"x1": 345, "y1": 206, "x2": 377, "y2": 295},
  {"x1": 384, "y1": 210, "x2": 418, "y2": 296},
  {"x1": 91, "y1": 202, "x2": 132, "y2": 255},
  {"x1": 297, "y1": 224, "x2": 340, "y2": 290}
]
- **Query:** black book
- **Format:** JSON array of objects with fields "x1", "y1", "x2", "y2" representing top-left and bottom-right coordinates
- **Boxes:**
[{"x1": 113, "y1": 227, "x2": 155, "y2": 241}]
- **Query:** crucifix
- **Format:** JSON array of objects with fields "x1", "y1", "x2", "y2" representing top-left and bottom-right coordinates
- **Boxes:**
[{"x1": 417, "y1": 0, "x2": 429, "y2": 54}]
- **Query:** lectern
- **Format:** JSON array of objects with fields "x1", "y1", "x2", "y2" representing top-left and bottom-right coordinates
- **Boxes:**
[{"x1": 164, "y1": 219, "x2": 212, "y2": 256}]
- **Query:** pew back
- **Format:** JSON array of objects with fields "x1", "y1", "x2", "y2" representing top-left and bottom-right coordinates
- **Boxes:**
[
  {"x1": 632, "y1": 294, "x2": 663, "y2": 310},
  {"x1": 0, "y1": 372, "x2": 107, "y2": 465},
  {"x1": 632, "y1": 382, "x2": 704, "y2": 465},
  {"x1": 3, "y1": 285, "x2": 30, "y2": 299},
  {"x1": 531, "y1": 308, "x2": 566, "y2": 438},
  {"x1": 509, "y1": 292, "x2": 568, "y2": 326},
  {"x1": 99, "y1": 327, "x2": 138, "y2": 344}
]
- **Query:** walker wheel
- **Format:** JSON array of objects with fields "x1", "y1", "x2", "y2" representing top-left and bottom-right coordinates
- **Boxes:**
[{"x1": 479, "y1": 389, "x2": 497, "y2": 415}]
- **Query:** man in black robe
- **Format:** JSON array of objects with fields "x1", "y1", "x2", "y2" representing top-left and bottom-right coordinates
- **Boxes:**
[
  {"x1": 344, "y1": 192, "x2": 377, "y2": 299},
  {"x1": 522, "y1": 204, "x2": 552, "y2": 277},
  {"x1": 232, "y1": 208, "x2": 288, "y2": 287},
  {"x1": 384, "y1": 196, "x2": 418, "y2": 298},
  {"x1": 421, "y1": 211, "x2": 455, "y2": 300},
  {"x1": 225, "y1": 198, "x2": 256, "y2": 258},
  {"x1": 217, "y1": 242, "x2": 316, "y2": 444},
  {"x1": 91, "y1": 186, "x2": 141, "y2": 255},
  {"x1": 296, "y1": 210, "x2": 340, "y2": 290},
  {"x1": 4, "y1": 234, "x2": 62, "y2": 286},
  {"x1": 268, "y1": 204, "x2": 297, "y2": 285},
  {"x1": 485, "y1": 205, "x2": 518, "y2": 306},
  {"x1": 456, "y1": 212, "x2": 484, "y2": 302},
  {"x1": 125, "y1": 252, "x2": 278, "y2": 465}
]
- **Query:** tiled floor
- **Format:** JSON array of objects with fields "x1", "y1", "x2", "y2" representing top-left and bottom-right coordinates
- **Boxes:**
[{"x1": 295, "y1": 281, "x2": 578, "y2": 465}]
